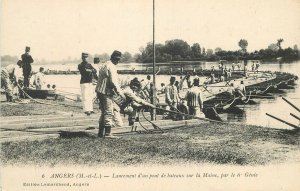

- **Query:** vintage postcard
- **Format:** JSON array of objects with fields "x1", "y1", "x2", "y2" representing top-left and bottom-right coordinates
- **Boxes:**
[{"x1": 1, "y1": 0, "x2": 300, "y2": 190}]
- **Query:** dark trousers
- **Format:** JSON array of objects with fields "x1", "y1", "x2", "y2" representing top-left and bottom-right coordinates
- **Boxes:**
[{"x1": 23, "y1": 75, "x2": 30, "y2": 88}]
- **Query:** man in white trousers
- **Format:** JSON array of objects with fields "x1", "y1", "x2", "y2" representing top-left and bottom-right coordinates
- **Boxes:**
[{"x1": 78, "y1": 52, "x2": 98, "y2": 115}]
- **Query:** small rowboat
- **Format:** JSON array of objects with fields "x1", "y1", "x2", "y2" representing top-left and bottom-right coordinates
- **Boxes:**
[{"x1": 22, "y1": 88, "x2": 58, "y2": 99}]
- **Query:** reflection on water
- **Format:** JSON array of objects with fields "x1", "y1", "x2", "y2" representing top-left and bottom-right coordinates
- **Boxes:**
[{"x1": 42, "y1": 61, "x2": 299, "y2": 129}]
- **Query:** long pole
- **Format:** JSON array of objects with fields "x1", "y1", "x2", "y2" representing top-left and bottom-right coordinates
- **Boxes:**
[
  {"x1": 266, "y1": 113, "x2": 299, "y2": 129},
  {"x1": 290, "y1": 113, "x2": 300, "y2": 121},
  {"x1": 282, "y1": 97, "x2": 300, "y2": 112},
  {"x1": 151, "y1": 0, "x2": 157, "y2": 120}
]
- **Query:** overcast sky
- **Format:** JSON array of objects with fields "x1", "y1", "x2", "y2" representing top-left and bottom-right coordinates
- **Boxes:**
[{"x1": 1, "y1": 0, "x2": 300, "y2": 61}]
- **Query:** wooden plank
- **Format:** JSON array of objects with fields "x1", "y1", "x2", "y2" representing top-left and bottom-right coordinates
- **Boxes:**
[
  {"x1": 0, "y1": 131, "x2": 45, "y2": 138},
  {"x1": 0, "y1": 119, "x2": 99, "y2": 130},
  {"x1": 0, "y1": 115, "x2": 99, "y2": 124},
  {"x1": 0, "y1": 134, "x2": 59, "y2": 143}
]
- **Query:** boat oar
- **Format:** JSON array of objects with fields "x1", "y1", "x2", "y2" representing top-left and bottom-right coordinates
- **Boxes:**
[
  {"x1": 290, "y1": 113, "x2": 300, "y2": 121},
  {"x1": 282, "y1": 97, "x2": 300, "y2": 112},
  {"x1": 266, "y1": 113, "x2": 299, "y2": 129}
]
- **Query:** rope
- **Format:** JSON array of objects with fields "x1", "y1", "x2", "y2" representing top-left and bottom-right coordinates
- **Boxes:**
[
  {"x1": 137, "y1": 109, "x2": 157, "y2": 133},
  {"x1": 141, "y1": 109, "x2": 164, "y2": 133}
]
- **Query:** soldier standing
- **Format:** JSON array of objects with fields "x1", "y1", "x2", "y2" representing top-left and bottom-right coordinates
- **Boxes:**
[
  {"x1": 78, "y1": 53, "x2": 98, "y2": 115},
  {"x1": 185, "y1": 78, "x2": 205, "y2": 118},
  {"x1": 165, "y1": 76, "x2": 179, "y2": 119},
  {"x1": 21, "y1": 46, "x2": 34, "y2": 88},
  {"x1": 96, "y1": 50, "x2": 125, "y2": 138}
]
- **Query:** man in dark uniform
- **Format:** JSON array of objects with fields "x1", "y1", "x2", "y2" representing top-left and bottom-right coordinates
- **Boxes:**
[
  {"x1": 21, "y1": 46, "x2": 34, "y2": 88},
  {"x1": 78, "y1": 53, "x2": 98, "y2": 115}
]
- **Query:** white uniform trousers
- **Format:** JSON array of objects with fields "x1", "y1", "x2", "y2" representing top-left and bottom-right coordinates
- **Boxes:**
[{"x1": 80, "y1": 83, "x2": 94, "y2": 112}]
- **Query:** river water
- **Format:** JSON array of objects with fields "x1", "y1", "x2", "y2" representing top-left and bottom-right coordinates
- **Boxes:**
[{"x1": 38, "y1": 61, "x2": 299, "y2": 130}]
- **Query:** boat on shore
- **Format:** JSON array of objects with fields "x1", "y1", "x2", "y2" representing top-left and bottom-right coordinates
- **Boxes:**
[{"x1": 21, "y1": 88, "x2": 63, "y2": 100}]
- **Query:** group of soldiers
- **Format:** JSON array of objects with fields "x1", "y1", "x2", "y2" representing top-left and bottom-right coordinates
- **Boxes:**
[
  {"x1": 78, "y1": 51, "x2": 156, "y2": 138},
  {"x1": 1, "y1": 46, "x2": 34, "y2": 101},
  {"x1": 79, "y1": 51, "x2": 251, "y2": 138},
  {"x1": 2, "y1": 47, "x2": 247, "y2": 138},
  {"x1": 78, "y1": 50, "x2": 208, "y2": 138}
]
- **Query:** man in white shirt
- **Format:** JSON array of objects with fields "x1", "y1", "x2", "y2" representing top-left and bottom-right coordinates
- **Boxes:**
[
  {"x1": 1, "y1": 60, "x2": 23, "y2": 101},
  {"x1": 34, "y1": 67, "x2": 46, "y2": 90},
  {"x1": 96, "y1": 50, "x2": 125, "y2": 138}
]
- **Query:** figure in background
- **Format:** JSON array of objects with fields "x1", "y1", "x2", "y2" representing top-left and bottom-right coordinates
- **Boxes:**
[
  {"x1": 174, "y1": 81, "x2": 180, "y2": 93},
  {"x1": 179, "y1": 73, "x2": 192, "y2": 90},
  {"x1": 140, "y1": 75, "x2": 151, "y2": 99},
  {"x1": 34, "y1": 67, "x2": 46, "y2": 90},
  {"x1": 209, "y1": 73, "x2": 216, "y2": 84},
  {"x1": 1, "y1": 60, "x2": 23, "y2": 102},
  {"x1": 94, "y1": 57, "x2": 100, "y2": 64},
  {"x1": 226, "y1": 83, "x2": 236, "y2": 98},
  {"x1": 96, "y1": 50, "x2": 125, "y2": 138},
  {"x1": 255, "y1": 61, "x2": 260, "y2": 73},
  {"x1": 219, "y1": 75, "x2": 225, "y2": 82},
  {"x1": 237, "y1": 62, "x2": 241, "y2": 70},
  {"x1": 78, "y1": 52, "x2": 98, "y2": 116},
  {"x1": 158, "y1": 83, "x2": 166, "y2": 95},
  {"x1": 227, "y1": 68, "x2": 232, "y2": 79},
  {"x1": 21, "y1": 46, "x2": 34, "y2": 88},
  {"x1": 235, "y1": 81, "x2": 246, "y2": 98},
  {"x1": 185, "y1": 78, "x2": 205, "y2": 118},
  {"x1": 165, "y1": 76, "x2": 179, "y2": 119},
  {"x1": 251, "y1": 62, "x2": 255, "y2": 71},
  {"x1": 211, "y1": 66, "x2": 215, "y2": 72},
  {"x1": 93, "y1": 57, "x2": 100, "y2": 84}
]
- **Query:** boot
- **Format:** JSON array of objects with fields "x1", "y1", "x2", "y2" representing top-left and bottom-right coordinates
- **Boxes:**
[
  {"x1": 104, "y1": 126, "x2": 118, "y2": 139},
  {"x1": 7, "y1": 95, "x2": 13, "y2": 102},
  {"x1": 104, "y1": 126, "x2": 111, "y2": 136},
  {"x1": 98, "y1": 124, "x2": 105, "y2": 138}
]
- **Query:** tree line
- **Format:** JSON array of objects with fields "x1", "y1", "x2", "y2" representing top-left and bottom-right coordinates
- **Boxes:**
[
  {"x1": 135, "y1": 39, "x2": 299, "y2": 63},
  {"x1": 1, "y1": 38, "x2": 299, "y2": 64}
]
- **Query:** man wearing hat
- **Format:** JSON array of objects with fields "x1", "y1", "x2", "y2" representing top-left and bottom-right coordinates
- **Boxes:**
[
  {"x1": 78, "y1": 53, "x2": 98, "y2": 115},
  {"x1": 96, "y1": 50, "x2": 125, "y2": 138},
  {"x1": 21, "y1": 46, "x2": 34, "y2": 88},
  {"x1": 1, "y1": 60, "x2": 23, "y2": 101},
  {"x1": 165, "y1": 76, "x2": 179, "y2": 119},
  {"x1": 185, "y1": 78, "x2": 205, "y2": 118}
]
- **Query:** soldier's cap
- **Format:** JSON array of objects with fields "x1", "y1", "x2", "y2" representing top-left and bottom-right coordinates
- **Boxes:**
[
  {"x1": 130, "y1": 78, "x2": 142, "y2": 89},
  {"x1": 193, "y1": 78, "x2": 200, "y2": 84},
  {"x1": 111, "y1": 50, "x2": 122, "y2": 59},
  {"x1": 82, "y1": 52, "x2": 89, "y2": 58},
  {"x1": 94, "y1": 57, "x2": 100, "y2": 63},
  {"x1": 25, "y1": 46, "x2": 30, "y2": 51}
]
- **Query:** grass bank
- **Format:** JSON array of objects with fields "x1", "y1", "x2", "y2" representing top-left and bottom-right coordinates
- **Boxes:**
[{"x1": 1, "y1": 123, "x2": 300, "y2": 167}]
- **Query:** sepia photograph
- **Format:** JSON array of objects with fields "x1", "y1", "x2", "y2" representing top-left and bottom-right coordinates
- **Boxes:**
[{"x1": 1, "y1": 0, "x2": 300, "y2": 190}]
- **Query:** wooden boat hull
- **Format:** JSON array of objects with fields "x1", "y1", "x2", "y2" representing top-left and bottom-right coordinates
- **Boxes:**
[{"x1": 22, "y1": 89, "x2": 57, "y2": 99}]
